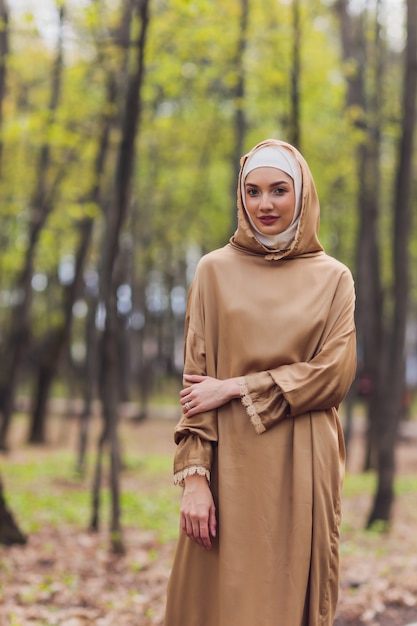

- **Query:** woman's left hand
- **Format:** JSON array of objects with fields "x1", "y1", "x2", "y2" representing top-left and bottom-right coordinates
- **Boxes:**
[{"x1": 180, "y1": 374, "x2": 240, "y2": 417}]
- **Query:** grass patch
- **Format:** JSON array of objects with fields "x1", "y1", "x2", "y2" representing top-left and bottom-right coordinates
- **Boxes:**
[
  {"x1": 343, "y1": 471, "x2": 417, "y2": 499},
  {"x1": 340, "y1": 470, "x2": 417, "y2": 559},
  {"x1": 0, "y1": 447, "x2": 179, "y2": 542},
  {"x1": 4, "y1": 427, "x2": 417, "y2": 551}
]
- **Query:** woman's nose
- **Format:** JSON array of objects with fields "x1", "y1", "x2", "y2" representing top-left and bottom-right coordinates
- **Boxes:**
[{"x1": 259, "y1": 193, "x2": 273, "y2": 209}]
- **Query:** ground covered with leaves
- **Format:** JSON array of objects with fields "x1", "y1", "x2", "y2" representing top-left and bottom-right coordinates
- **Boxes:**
[{"x1": 1, "y1": 411, "x2": 417, "y2": 625}]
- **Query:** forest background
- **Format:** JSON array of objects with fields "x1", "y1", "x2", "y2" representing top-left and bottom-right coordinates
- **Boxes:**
[{"x1": 0, "y1": 0, "x2": 416, "y2": 620}]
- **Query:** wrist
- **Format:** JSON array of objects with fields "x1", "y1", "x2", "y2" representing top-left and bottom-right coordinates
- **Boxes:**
[
  {"x1": 184, "y1": 473, "x2": 209, "y2": 490},
  {"x1": 223, "y1": 377, "x2": 241, "y2": 402}
]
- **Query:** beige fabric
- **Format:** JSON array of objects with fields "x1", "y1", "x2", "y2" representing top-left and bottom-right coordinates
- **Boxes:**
[{"x1": 165, "y1": 139, "x2": 356, "y2": 626}]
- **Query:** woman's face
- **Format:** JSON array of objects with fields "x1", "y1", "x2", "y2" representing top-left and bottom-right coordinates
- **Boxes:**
[{"x1": 244, "y1": 167, "x2": 295, "y2": 235}]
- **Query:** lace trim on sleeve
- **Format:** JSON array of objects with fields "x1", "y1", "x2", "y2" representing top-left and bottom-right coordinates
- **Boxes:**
[
  {"x1": 173, "y1": 465, "x2": 210, "y2": 487},
  {"x1": 237, "y1": 376, "x2": 266, "y2": 434}
]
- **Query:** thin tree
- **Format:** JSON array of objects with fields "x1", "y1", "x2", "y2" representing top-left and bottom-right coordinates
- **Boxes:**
[
  {"x1": 289, "y1": 0, "x2": 302, "y2": 149},
  {"x1": 76, "y1": 74, "x2": 118, "y2": 476},
  {"x1": 90, "y1": 0, "x2": 150, "y2": 554},
  {"x1": 230, "y1": 0, "x2": 249, "y2": 230},
  {"x1": 367, "y1": 0, "x2": 417, "y2": 526},
  {"x1": 27, "y1": 216, "x2": 94, "y2": 443},
  {"x1": 0, "y1": 0, "x2": 25, "y2": 545},
  {"x1": 0, "y1": 478, "x2": 26, "y2": 546},
  {"x1": 0, "y1": 0, "x2": 9, "y2": 174},
  {"x1": 0, "y1": 3, "x2": 66, "y2": 450},
  {"x1": 334, "y1": 0, "x2": 384, "y2": 465}
]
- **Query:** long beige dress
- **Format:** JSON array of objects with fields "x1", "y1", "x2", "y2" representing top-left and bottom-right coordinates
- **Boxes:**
[{"x1": 164, "y1": 139, "x2": 356, "y2": 626}]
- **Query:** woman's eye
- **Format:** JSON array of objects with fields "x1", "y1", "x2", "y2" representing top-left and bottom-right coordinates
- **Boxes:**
[
  {"x1": 274, "y1": 187, "x2": 286, "y2": 194},
  {"x1": 247, "y1": 189, "x2": 259, "y2": 196}
]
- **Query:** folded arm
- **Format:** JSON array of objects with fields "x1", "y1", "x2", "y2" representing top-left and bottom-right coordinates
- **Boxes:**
[
  {"x1": 181, "y1": 270, "x2": 356, "y2": 435},
  {"x1": 240, "y1": 271, "x2": 356, "y2": 433}
]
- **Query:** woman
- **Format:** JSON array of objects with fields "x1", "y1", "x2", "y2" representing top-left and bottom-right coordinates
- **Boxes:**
[{"x1": 164, "y1": 139, "x2": 356, "y2": 626}]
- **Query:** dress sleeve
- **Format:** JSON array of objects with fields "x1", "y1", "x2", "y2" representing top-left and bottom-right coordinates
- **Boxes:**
[
  {"x1": 240, "y1": 270, "x2": 357, "y2": 434},
  {"x1": 173, "y1": 282, "x2": 218, "y2": 485}
]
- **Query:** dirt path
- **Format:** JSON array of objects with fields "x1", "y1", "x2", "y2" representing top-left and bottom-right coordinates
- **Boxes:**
[{"x1": 1, "y1": 414, "x2": 417, "y2": 625}]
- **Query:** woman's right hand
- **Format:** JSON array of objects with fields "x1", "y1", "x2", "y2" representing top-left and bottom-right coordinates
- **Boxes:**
[{"x1": 180, "y1": 474, "x2": 216, "y2": 550}]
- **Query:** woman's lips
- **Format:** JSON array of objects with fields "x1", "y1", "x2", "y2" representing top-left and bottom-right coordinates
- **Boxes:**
[{"x1": 259, "y1": 216, "x2": 278, "y2": 224}]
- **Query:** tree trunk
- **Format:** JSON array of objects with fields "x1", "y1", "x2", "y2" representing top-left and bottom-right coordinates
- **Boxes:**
[
  {"x1": 289, "y1": 0, "x2": 301, "y2": 148},
  {"x1": 0, "y1": 478, "x2": 26, "y2": 546},
  {"x1": 0, "y1": 4, "x2": 65, "y2": 450},
  {"x1": 29, "y1": 357, "x2": 56, "y2": 444},
  {"x1": 367, "y1": 0, "x2": 417, "y2": 527},
  {"x1": 0, "y1": 0, "x2": 9, "y2": 174},
  {"x1": 0, "y1": 8, "x2": 27, "y2": 531},
  {"x1": 90, "y1": 0, "x2": 150, "y2": 554},
  {"x1": 75, "y1": 73, "x2": 118, "y2": 475},
  {"x1": 230, "y1": 0, "x2": 248, "y2": 231},
  {"x1": 28, "y1": 216, "x2": 94, "y2": 444},
  {"x1": 354, "y1": 4, "x2": 385, "y2": 473},
  {"x1": 76, "y1": 293, "x2": 98, "y2": 477},
  {"x1": 335, "y1": 0, "x2": 384, "y2": 468}
]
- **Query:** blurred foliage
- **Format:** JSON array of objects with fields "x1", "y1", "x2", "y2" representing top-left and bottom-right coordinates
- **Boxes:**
[{"x1": 0, "y1": 0, "x2": 414, "y2": 388}]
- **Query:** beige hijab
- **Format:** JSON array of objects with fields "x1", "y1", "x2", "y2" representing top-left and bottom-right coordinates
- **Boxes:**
[
  {"x1": 241, "y1": 145, "x2": 302, "y2": 249},
  {"x1": 230, "y1": 139, "x2": 324, "y2": 261}
]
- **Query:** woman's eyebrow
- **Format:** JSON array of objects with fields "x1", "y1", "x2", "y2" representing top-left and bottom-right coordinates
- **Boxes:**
[{"x1": 245, "y1": 180, "x2": 290, "y2": 187}]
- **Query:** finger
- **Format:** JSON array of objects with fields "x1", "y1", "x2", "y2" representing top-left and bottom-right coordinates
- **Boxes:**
[
  {"x1": 180, "y1": 392, "x2": 193, "y2": 405},
  {"x1": 183, "y1": 374, "x2": 205, "y2": 383},
  {"x1": 191, "y1": 518, "x2": 200, "y2": 539},
  {"x1": 189, "y1": 520, "x2": 204, "y2": 549},
  {"x1": 181, "y1": 516, "x2": 211, "y2": 550},
  {"x1": 181, "y1": 511, "x2": 196, "y2": 539},
  {"x1": 180, "y1": 512, "x2": 186, "y2": 533},
  {"x1": 184, "y1": 516, "x2": 193, "y2": 538},
  {"x1": 183, "y1": 401, "x2": 193, "y2": 414},
  {"x1": 209, "y1": 507, "x2": 217, "y2": 538},
  {"x1": 195, "y1": 526, "x2": 211, "y2": 550},
  {"x1": 198, "y1": 521, "x2": 212, "y2": 550},
  {"x1": 180, "y1": 511, "x2": 192, "y2": 535}
]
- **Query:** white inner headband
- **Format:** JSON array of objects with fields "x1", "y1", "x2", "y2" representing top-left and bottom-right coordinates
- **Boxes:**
[{"x1": 241, "y1": 146, "x2": 302, "y2": 249}]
